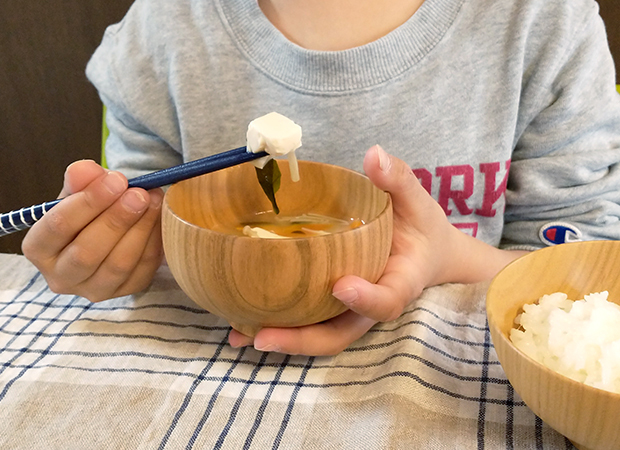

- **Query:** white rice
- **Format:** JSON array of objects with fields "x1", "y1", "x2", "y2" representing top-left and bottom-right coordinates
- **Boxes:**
[{"x1": 510, "y1": 291, "x2": 620, "y2": 394}]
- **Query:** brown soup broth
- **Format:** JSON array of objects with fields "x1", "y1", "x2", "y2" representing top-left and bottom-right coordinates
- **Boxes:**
[{"x1": 216, "y1": 213, "x2": 364, "y2": 238}]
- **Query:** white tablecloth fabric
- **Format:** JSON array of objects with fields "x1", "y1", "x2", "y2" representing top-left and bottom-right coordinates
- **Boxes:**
[{"x1": 0, "y1": 253, "x2": 573, "y2": 449}]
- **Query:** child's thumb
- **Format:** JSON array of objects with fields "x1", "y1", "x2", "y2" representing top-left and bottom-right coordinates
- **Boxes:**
[
  {"x1": 363, "y1": 145, "x2": 425, "y2": 218},
  {"x1": 59, "y1": 159, "x2": 106, "y2": 198}
]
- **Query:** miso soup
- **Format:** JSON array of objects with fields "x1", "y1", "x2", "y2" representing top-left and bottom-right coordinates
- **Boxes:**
[{"x1": 216, "y1": 213, "x2": 364, "y2": 239}]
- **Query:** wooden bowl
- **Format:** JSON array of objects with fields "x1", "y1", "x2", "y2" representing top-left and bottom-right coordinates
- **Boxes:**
[
  {"x1": 486, "y1": 240, "x2": 620, "y2": 450},
  {"x1": 162, "y1": 160, "x2": 392, "y2": 336}
]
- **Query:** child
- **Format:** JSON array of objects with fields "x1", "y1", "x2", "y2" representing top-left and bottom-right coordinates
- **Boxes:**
[{"x1": 22, "y1": 0, "x2": 620, "y2": 355}]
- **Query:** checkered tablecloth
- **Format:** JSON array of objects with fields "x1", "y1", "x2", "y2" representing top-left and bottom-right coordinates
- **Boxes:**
[{"x1": 0, "y1": 253, "x2": 574, "y2": 449}]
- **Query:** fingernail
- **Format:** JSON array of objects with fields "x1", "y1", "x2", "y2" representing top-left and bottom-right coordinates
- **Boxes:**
[
  {"x1": 122, "y1": 190, "x2": 148, "y2": 213},
  {"x1": 375, "y1": 145, "x2": 391, "y2": 173},
  {"x1": 255, "y1": 343, "x2": 281, "y2": 353},
  {"x1": 65, "y1": 159, "x2": 96, "y2": 173},
  {"x1": 102, "y1": 172, "x2": 126, "y2": 195},
  {"x1": 332, "y1": 287, "x2": 359, "y2": 306},
  {"x1": 150, "y1": 190, "x2": 164, "y2": 209}
]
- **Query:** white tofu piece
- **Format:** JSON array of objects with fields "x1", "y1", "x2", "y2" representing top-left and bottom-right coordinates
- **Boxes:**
[
  {"x1": 246, "y1": 112, "x2": 302, "y2": 181},
  {"x1": 242, "y1": 225, "x2": 287, "y2": 239}
]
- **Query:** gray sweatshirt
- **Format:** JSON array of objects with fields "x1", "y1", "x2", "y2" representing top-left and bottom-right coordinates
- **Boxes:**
[{"x1": 86, "y1": 0, "x2": 620, "y2": 249}]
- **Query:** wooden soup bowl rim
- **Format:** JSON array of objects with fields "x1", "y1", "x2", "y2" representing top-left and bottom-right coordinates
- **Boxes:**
[{"x1": 163, "y1": 160, "x2": 392, "y2": 239}]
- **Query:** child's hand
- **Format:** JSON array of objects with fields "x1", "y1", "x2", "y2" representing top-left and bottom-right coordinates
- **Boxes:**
[
  {"x1": 229, "y1": 146, "x2": 525, "y2": 355},
  {"x1": 22, "y1": 160, "x2": 164, "y2": 302}
]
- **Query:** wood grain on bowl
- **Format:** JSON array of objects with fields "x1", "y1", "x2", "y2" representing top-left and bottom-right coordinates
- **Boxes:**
[
  {"x1": 487, "y1": 240, "x2": 620, "y2": 450},
  {"x1": 162, "y1": 160, "x2": 393, "y2": 337}
]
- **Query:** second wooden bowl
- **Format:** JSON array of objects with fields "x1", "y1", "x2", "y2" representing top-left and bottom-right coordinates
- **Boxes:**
[
  {"x1": 487, "y1": 240, "x2": 620, "y2": 450},
  {"x1": 162, "y1": 160, "x2": 393, "y2": 336}
]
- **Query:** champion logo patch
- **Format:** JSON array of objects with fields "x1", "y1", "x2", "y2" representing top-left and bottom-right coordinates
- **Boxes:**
[{"x1": 539, "y1": 222, "x2": 582, "y2": 246}]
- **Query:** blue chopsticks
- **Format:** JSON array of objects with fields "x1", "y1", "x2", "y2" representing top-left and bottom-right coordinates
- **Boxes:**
[{"x1": 0, "y1": 146, "x2": 268, "y2": 237}]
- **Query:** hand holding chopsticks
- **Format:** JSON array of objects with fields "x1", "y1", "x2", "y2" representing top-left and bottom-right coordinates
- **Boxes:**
[{"x1": 0, "y1": 146, "x2": 267, "y2": 237}]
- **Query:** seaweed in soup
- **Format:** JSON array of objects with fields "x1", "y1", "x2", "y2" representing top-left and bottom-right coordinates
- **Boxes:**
[{"x1": 255, "y1": 158, "x2": 282, "y2": 214}]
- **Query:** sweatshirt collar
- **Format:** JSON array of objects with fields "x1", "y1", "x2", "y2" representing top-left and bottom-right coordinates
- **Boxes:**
[{"x1": 217, "y1": 0, "x2": 465, "y2": 93}]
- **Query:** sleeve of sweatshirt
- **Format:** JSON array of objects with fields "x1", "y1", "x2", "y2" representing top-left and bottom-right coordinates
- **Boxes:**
[
  {"x1": 85, "y1": 0, "x2": 184, "y2": 180},
  {"x1": 501, "y1": 1, "x2": 620, "y2": 248}
]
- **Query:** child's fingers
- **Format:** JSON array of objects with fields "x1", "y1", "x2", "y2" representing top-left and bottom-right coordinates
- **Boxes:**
[
  {"x1": 250, "y1": 311, "x2": 377, "y2": 356},
  {"x1": 229, "y1": 329, "x2": 254, "y2": 348},
  {"x1": 51, "y1": 187, "x2": 152, "y2": 289},
  {"x1": 76, "y1": 189, "x2": 164, "y2": 302},
  {"x1": 113, "y1": 204, "x2": 164, "y2": 297},
  {"x1": 363, "y1": 145, "x2": 429, "y2": 220},
  {"x1": 59, "y1": 159, "x2": 106, "y2": 198},
  {"x1": 23, "y1": 170, "x2": 131, "y2": 264},
  {"x1": 331, "y1": 254, "x2": 424, "y2": 323}
]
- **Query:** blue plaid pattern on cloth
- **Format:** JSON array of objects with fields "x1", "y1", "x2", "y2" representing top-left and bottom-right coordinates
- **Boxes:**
[{"x1": 0, "y1": 254, "x2": 575, "y2": 449}]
